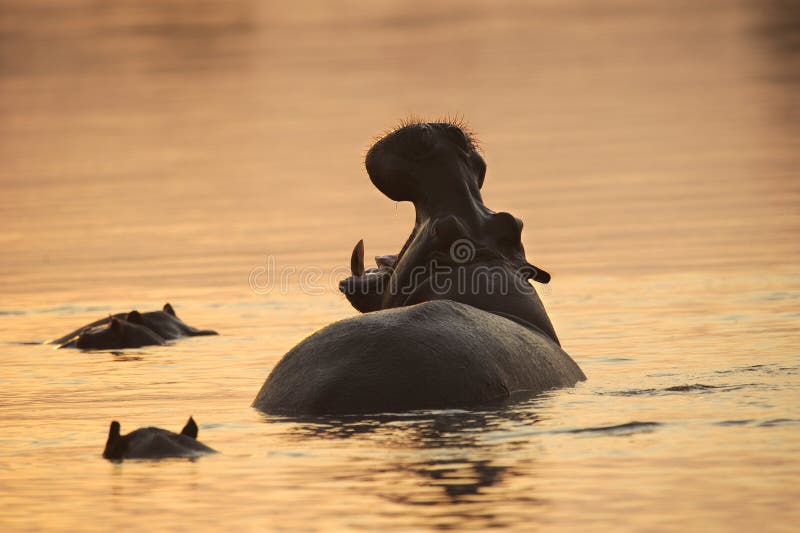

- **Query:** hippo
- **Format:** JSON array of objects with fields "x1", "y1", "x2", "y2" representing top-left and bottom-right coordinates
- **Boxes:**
[
  {"x1": 253, "y1": 120, "x2": 585, "y2": 415},
  {"x1": 59, "y1": 315, "x2": 166, "y2": 350},
  {"x1": 102, "y1": 417, "x2": 217, "y2": 460},
  {"x1": 51, "y1": 303, "x2": 217, "y2": 349}
]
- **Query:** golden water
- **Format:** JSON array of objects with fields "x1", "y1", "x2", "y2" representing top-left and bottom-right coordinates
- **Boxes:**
[{"x1": 1, "y1": 0, "x2": 798, "y2": 530}]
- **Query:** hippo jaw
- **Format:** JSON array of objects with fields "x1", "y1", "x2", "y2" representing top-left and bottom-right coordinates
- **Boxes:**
[
  {"x1": 340, "y1": 120, "x2": 559, "y2": 343},
  {"x1": 338, "y1": 240, "x2": 394, "y2": 313}
]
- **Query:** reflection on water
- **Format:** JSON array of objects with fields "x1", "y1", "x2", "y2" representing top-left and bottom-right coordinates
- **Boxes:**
[
  {"x1": 269, "y1": 402, "x2": 543, "y2": 443},
  {"x1": 270, "y1": 409, "x2": 529, "y2": 506},
  {"x1": 1, "y1": 0, "x2": 799, "y2": 531}
]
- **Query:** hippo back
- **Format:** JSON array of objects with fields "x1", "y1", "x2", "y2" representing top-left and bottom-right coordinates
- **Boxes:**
[{"x1": 253, "y1": 300, "x2": 585, "y2": 415}]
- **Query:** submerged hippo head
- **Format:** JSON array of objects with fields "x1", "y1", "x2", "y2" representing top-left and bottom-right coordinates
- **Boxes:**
[
  {"x1": 341, "y1": 120, "x2": 558, "y2": 343},
  {"x1": 74, "y1": 315, "x2": 166, "y2": 350},
  {"x1": 52, "y1": 303, "x2": 218, "y2": 348},
  {"x1": 103, "y1": 417, "x2": 217, "y2": 460}
]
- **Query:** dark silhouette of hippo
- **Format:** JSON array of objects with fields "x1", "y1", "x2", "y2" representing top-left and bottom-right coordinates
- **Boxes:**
[
  {"x1": 51, "y1": 303, "x2": 217, "y2": 349},
  {"x1": 103, "y1": 417, "x2": 217, "y2": 460},
  {"x1": 253, "y1": 120, "x2": 585, "y2": 415},
  {"x1": 60, "y1": 315, "x2": 166, "y2": 350}
]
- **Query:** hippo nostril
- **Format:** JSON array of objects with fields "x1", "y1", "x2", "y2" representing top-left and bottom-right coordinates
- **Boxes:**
[
  {"x1": 394, "y1": 124, "x2": 436, "y2": 160},
  {"x1": 444, "y1": 124, "x2": 471, "y2": 151}
]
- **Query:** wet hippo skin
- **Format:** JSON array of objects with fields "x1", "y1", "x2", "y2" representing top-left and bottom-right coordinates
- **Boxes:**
[
  {"x1": 254, "y1": 300, "x2": 584, "y2": 414},
  {"x1": 253, "y1": 121, "x2": 585, "y2": 415}
]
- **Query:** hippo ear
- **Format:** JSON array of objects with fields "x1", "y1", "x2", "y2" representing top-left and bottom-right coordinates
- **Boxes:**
[
  {"x1": 126, "y1": 310, "x2": 144, "y2": 325},
  {"x1": 522, "y1": 262, "x2": 551, "y2": 284},
  {"x1": 103, "y1": 421, "x2": 123, "y2": 459},
  {"x1": 163, "y1": 303, "x2": 176, "y2": 316},
  {"x1": 180, "y1": 417, "x2": 198, "y2": 439},
  {"x1": 490, "y1": 212, "x2": 523, "y2": 245}
]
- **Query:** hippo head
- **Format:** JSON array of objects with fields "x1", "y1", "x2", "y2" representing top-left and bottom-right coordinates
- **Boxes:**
[
  {"x1": 340, "y1": 120, "x2": 559, "y2": 344},
  {"x1": 103, "y1": 417, "x2": 204, "y2": 460},
  {"x1": 75, "y1": 314, "x2": 165, "y2": 350}
]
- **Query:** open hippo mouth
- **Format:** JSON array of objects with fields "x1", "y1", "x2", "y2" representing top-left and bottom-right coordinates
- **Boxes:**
[
  {"x1": 339, "y1": 120, "x2": 558, "y2": 344},
  {"x1": 253, "y1": 119, "x2": 585, "y2": 415}
]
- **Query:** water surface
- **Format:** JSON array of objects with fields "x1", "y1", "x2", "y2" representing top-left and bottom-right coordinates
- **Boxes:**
[{"x1": 1, "y1": 0, "x2": 798, "y2": 531}]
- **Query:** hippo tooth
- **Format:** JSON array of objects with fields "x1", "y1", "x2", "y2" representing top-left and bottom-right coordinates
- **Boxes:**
[
  {"x1": 351, "y1": 239, "x2": 365, "y2": 277},
  {"x1": 375, "y1": 254, "x2": 398, "y2": 269},
  {"x1": 524, "y1": 263, "x2": 551, "y2": 284}
]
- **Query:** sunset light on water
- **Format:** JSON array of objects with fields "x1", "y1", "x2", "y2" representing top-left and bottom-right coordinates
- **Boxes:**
[{"x1": 1, "y1": 1, "x2": 798, "y2": 531}]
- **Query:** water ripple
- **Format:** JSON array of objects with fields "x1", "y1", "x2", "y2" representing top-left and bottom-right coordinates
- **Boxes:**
[
  {"x1": 557, "y1": 421, "x2": 661, "y2": 436},
  {"x1": 599, "y1": 383, "x2": 752, "y2": 397}
]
